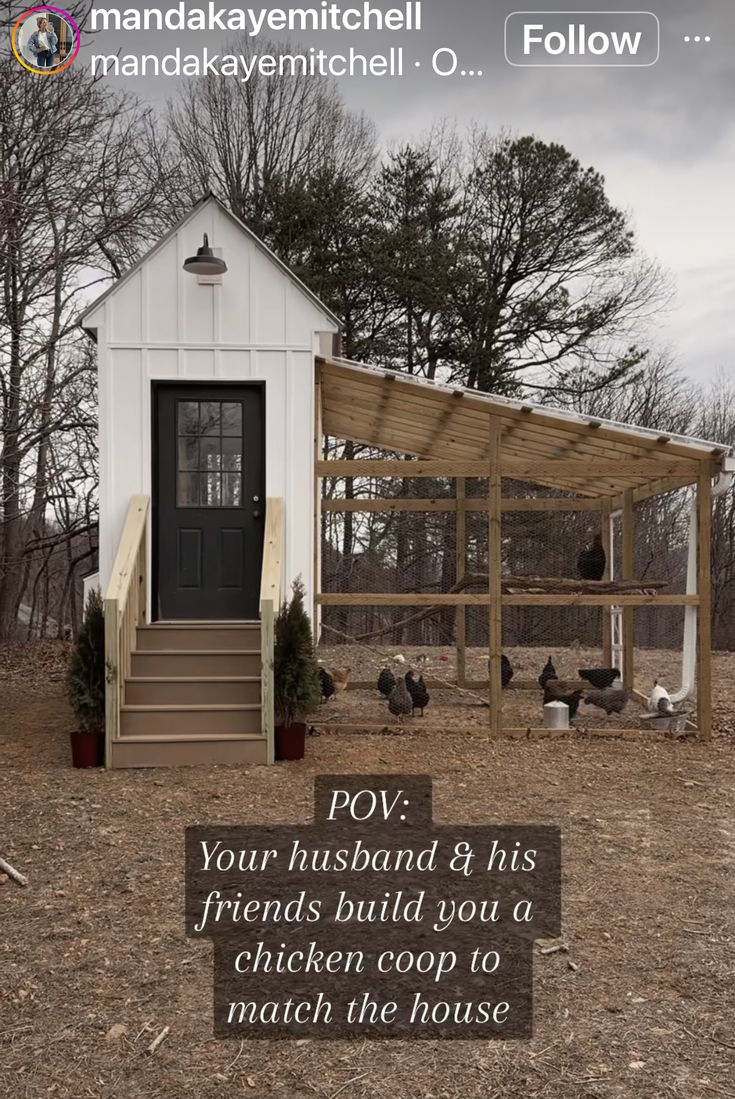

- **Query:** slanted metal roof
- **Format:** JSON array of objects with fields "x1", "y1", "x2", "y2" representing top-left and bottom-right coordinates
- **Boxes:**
[{"x1": 318, "y1": 357, "x2": 731, "y2": 499}]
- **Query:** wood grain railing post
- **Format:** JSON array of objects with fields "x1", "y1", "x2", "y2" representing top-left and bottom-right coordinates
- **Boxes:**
[
  {"x1": 260, "y1": 598, "x2": 275, "y2": 764},
  {"x1": 103, "y1": 495, "x2": 149, "y2": 768},
  {"x1": 259, "y1": 498, "x2": 285, "y2": 765},
  {"x1": 103, "y1": 598, "x2": 120, "y2": 768}
]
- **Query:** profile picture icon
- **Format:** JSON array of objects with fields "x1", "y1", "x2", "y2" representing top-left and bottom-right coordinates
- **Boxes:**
[{"x1": 12, "y1": 7, "x2": 80, "y2": 74}]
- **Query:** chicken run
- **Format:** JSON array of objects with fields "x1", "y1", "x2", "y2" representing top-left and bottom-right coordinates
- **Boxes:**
[{"x1": 310, "y1": 358, "x2": 732, "y2": 741}]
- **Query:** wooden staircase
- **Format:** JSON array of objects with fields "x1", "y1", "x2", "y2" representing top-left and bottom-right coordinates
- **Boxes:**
[
  {"x1": 111, "y1": 621, "x2": 268, "y2": 768},
  {"x1": 104, "y1": 495, "x2": 283, "y2": 769}
]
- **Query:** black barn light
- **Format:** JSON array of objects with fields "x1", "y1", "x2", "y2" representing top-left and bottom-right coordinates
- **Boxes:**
[{"x1": 183, "y1": 233, "x2": 227, "y2": 276}]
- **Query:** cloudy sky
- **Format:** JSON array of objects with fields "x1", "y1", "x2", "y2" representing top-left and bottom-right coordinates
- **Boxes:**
[{"x1": 82, "y1": 0, "x2": 734, "y2": 383}]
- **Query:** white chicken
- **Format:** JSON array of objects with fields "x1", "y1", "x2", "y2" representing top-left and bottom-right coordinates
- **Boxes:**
[{"x1": 648, "y1": 680, "x2": 674, "y2": 715}]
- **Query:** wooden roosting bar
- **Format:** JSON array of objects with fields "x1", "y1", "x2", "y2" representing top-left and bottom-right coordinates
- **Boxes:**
[{"x1": 314, "y1": 357, "x2": 735, "y2": 741}]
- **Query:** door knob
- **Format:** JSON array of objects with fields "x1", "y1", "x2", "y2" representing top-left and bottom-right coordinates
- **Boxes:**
[{"x1": 252, "y1": 509, "x2": 261, "y2": 519}]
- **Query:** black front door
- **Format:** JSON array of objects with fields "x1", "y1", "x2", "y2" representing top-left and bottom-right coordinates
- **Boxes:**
[{"x1": 155, "y1": 385, "x2": 264, "y2": 620}]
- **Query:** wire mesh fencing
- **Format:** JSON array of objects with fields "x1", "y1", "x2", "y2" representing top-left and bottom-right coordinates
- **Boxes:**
[{"x1": 316, "y1": 444, "x2": 697, "y2": 729}]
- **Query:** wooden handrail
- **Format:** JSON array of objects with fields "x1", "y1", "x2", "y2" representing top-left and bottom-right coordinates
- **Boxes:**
[
  {"x1": 259, "y1": 498, "x2": 284, "y2": 765},
  {"x1": 103, "y1": 495, "x2": 149, "y2": 767},
  {"x1": 260, "y1": 497, "x2": 284, "y2": 608},
  {"x1": 105, "y1": 496, "x2": 149, "y2": 607}
]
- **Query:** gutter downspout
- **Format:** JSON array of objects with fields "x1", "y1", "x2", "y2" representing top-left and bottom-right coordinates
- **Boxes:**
[{"x1": 607, "y1": 461, "x2": 734, "y2": 701}]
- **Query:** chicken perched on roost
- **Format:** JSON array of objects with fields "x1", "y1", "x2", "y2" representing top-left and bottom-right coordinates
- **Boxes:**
[
  {"x1": 405, "y1": 671, "x2": 430, "y2": 716},
  {"x1": 329, "y1": 667, "x2": 352, "y2": 695},
  {"x1": 377, "y1": 667, "x2": 396, "y2": 698},
  {"x1": 388, "y1": 676, "x2": 413, "y2": 719},
  {"x1": 318, "y1": 667, "x2": 335, "y2": 703},
  {"x1": 578, "y1": 667, "x2": 621, "y2": 690},
  {"x1": 584, "y1": 687, "x2": 629, "y2": 715},
  {"x1": 538, "y1": 656, "x2": 557, "y2": 689},
  {"x1": 577, "y1": 534, "x2": 606, "y2": 581},
  {"x1": 543, "y1": 680, "x2": 583, "y2": 720}
]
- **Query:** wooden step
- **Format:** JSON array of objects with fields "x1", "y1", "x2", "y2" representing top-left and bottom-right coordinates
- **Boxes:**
[
  {"x1": 124, "y1": 676, "x2": 261, "y2": 706},
  {"x1": 119, "y1": 704, "x2": 261, "y2": 738},
  {"x1": 130, "y1": 649, "x2": 260, "y2": 678},
  {"x1": 111, "y1": 734, "x2": 268, "y2": 769},
  {"x1": 137, "y1": 623, "x2": 260, "y2": 651}
]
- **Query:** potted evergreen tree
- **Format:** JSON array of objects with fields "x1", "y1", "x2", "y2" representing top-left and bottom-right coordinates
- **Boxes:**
[
  {"x1": 66, "y1": 589, "x2": 106, "y2": 768},
  {"x1": 273, "y1": 578, "x2": 321, "y2": 760}
]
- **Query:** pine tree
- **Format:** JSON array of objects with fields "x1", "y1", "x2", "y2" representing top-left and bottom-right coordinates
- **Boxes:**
[
  {"x1": 273, "y1": 578, "x2": 322, "y2": 727},
  {"x1": 370, "y1": 144, "x2": 460, "y2": 378},
  {"x1": 66, "y1": 590, "x2": 106, "y2": 734}
]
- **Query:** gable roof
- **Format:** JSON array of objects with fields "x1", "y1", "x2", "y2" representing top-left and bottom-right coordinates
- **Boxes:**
[
  {"x1": 318, "y1": 356, "x2": 734, "y2": 499},
  {"x1": 80, "y1": 193, "x2": 341, "y2": 333}
]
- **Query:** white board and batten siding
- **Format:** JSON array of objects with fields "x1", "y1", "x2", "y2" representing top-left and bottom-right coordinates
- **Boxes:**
[{"x1": 83, "y1": 197, "x2": 338, "y2": 617}]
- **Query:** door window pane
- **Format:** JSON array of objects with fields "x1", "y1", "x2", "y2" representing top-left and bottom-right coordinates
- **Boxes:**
[
  {"x1": 222, "y1": 437, "x2": 242, "y2": 471},
  {"x1": 178, "y1": 437, "x2": 198, "y2": 470},
  {"x1": 177, "y1": 472, "x2": 199, "y2": 506},
  {"x1": 222, "y1": 403, "x2": 243, "y2": 436},
  {"x1": 175, "y1": 398, "x2": 245, "y2": 507},
  {"x1": 223, "y1": 473, "x2": 242, "y2": 507},
  {"x1": 200, "y1": 437, "x2": 222, "y2": 471},
  {"x1": 178, "y1": 402, "x2": 199, "y2": 434},
  {"x1": 202, "y1": 472, "x2": 221, "y2": 507},
  {"x1": 200, "y1": 402, "x2": 220, "y2": 435}
]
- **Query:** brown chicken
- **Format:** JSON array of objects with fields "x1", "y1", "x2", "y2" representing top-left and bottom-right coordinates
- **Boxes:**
[
  {"x1": 543, "y1": 679, "x2": 583, "y2": 720},
  {"x1": 329, "y1": 667, "x2": 352, "y2": 694}
]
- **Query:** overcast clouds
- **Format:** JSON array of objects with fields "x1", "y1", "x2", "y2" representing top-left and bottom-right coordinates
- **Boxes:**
[{"x1": 84, "y1": 0, "x2": 734, "y2": 383}]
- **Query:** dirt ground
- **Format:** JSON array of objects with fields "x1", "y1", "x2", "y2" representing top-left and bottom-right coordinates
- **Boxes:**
[
  {"x1": 1, "y1": 641, "x2": 734, "y2": 1099},
  {"x1": 314, "y1": 644, "x2": 710, "y2": 734}
]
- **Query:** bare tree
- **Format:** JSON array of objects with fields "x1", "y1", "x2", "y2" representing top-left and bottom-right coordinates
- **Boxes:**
[
  {"x1": 153, "y1": 38, "x2": 376, "y2": 234},
  {"x1": 0, "y1": 60, "x2": 164, "y2": 638}
]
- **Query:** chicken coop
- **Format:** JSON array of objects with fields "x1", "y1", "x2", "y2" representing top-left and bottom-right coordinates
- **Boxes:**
[{"x1": 314, "y1": 357, "x2": 735, "y2": 741}]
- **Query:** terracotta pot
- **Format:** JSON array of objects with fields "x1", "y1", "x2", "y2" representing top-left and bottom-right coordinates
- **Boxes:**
[
  {"x1": 70, "y1": 730, "x2": 104, "y2": 768},
  {"x1": 274, "y1": 722, "x2": 306, "y2": 761}
]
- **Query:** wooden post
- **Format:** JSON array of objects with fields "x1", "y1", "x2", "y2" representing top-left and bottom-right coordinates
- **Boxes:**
[
  {"x1": 622, "y1": 490, "x2": 635, "y2": 690},
  {"x1": 456, "y1": 477, "x2": 467, "y2": 687},
  {"x1": 260, "y1": 598, "x2": 275, "y2": 764},
  {"x1": 137, "y1": 537, "x2": 147, "y2": 626},
  {"x1": 601, "y1": 499, "x2": 613, "y2": 666},
  {"x1": 103, "y1": 598, "x2": 119, "y2": 769},
  {"x1": 313, "y1": 375, "x2": 323, "y2": 639},
  {"x1": 696, "y1": 472, "x2": 712, "y2": 740},
  {"x1": 488, "y1": 418, "x2": 503, "y2": 738}
]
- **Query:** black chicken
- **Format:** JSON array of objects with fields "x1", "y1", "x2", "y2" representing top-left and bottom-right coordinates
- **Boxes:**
[
  {"x1": 577, "y1": 534, "x2": 606, "y2": 581},
  {"x1": 501, "y1": 655, "x2": 514, "y2": 688},
  {"x1": 406, "y1": 671, "x2": 430, "y2": 716},
  {"x1": 377, "y1": 667, "x2": 396, "y2": 697},
  {"x1": 578, "y1": 667, "x2": 621, "y2": 690},
  {"x1": 318, "y1": 666, "x2": 335, "y2": 703},
  {"x1": 538, "y1": 656, "x2": 557, "y2": 689},
  {"x1": 488, "y1": 655, "x2": 515, "y2": 687}
]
